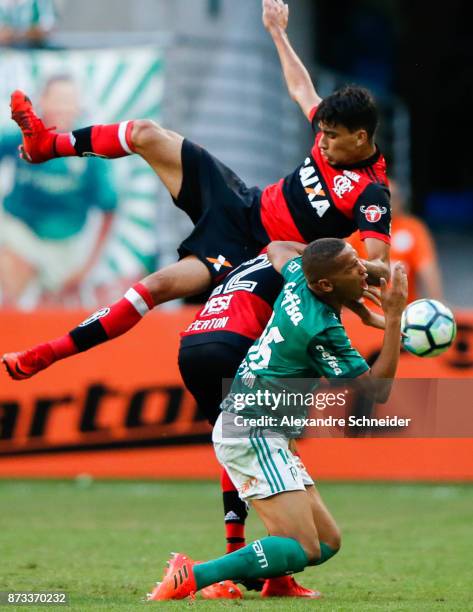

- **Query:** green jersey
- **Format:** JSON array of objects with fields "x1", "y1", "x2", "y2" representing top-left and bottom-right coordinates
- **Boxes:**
[{"x1": 221, "y1": 257, "x2": 369, "y2": 429}]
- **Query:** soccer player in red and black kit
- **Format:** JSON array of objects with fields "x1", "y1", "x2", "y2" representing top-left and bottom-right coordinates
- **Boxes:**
[{"x1": 3, "y1": 0, "x2": 391, "y2": 380}]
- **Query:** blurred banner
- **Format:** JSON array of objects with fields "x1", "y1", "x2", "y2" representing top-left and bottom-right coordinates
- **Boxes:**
[
  {"x1": 0, "y1": 47, "x2": 163, "y2": 309},
  {"x1": 0, "y1": 309, "x2": 472, "y2": 480}
]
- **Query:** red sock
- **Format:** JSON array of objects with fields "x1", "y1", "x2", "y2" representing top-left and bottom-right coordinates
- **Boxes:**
[
  {"x1": 55, "y1": 121, "x2": 135, "y2": 158},
  {"x1": 68, "y1": 283, "x2": 154, "y2": 352},
  {"x1": 50, "y1": 334, "x2": 78, "y2": 360},
  {"x1": 221, "y1": 469, "x2": 247, "y2": 553},
  {"x1": 221, "y1": 468, "x2": 236, "y2": 493},
  {"x1": 20, "y1": 284, "x2": 154, "y2": 374},
  {"x1": 29, "y1": 284, "x2": 153, "y2": 368}
]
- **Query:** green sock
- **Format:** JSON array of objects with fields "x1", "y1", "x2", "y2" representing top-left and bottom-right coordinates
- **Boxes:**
[
  {"x1": 193, "y1": 536, "x2": 308, "y2": 590},
  {"x1": 314, "y1": 542, "x2": 338, "y2": 565}
]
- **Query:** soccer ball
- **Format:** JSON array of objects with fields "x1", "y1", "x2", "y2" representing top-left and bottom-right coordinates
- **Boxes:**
[{"x1": 401, "y1": 299, "x2": 456, "y2": 357}]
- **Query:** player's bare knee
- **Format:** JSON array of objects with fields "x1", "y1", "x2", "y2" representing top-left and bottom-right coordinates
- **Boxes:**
[
  {"x1": 131, "y1": 119, "x2": 167, "y2": 150},
  {"x1": 300, "y1": 538, "x2": 321, "y2": 564},
  {"x1": 326, "y1": 527, "x2": 342, "y2": 552}
]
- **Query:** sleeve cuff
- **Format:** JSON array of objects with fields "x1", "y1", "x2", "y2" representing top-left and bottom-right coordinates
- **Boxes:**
[
  {"x1": 359, "y1": 231, "x2": 391, "y2": 245},
  {"x1": 308, "y1": 105, "x2": 319, "y2": 123}
]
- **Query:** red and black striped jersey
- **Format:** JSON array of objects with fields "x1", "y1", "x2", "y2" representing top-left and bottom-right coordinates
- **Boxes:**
[
  {"x1": 259, "y1": 106, "x2": 390, "y2": 245},
  {"x1": 180, "y1": 252, "x2": 282, "y2": 348}
]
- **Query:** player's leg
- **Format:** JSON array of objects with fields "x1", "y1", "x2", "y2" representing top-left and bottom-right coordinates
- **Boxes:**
[
  {"x1": 10, "y1": 91, "x2": 184, "y2": 199},
  {"x1": 152, "y1": 490, "x2": 316, "y2": 601},
  {"x1": 150, "y1": 425, "x2": 337, "y2": 600},
  {"x1": 178, "y1": 342, "x2": 250, "y2": 554},
  {"x1": 289, "y1": 445, "x2": 341, "y2": 562},
  {"x1": 2, "y1": 256, "x2": 210, "y2": 380},
  {"x1": 205, "y1": 426, "x2": 322, "y2": 579},
  {"x1": 306, "y1": 484, "x2": 342, "y2": 559}
]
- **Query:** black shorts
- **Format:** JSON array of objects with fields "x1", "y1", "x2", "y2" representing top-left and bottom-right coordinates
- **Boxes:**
[
  {"x1": 175, "y1": 140, "x2": 269, "y2": 280},
  {"x1": 178, "y1": 339, "x2": 253, "y2": 425}
]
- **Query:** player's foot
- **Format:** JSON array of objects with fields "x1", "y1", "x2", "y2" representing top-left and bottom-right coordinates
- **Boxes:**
[
  {"x1": 261, "y1": 575, "x2": 322, "y2": 598},
  {"x1": 2, "y1": 346, "x2": 55, "y2": 380},
  {"x1": 200, "y1": 580, "x2": 242, "y2": 599},
  {"x1": 147, "y1": 553, "x2": 197, "y2": 601},
  {"x1": 10, "y1": 90, "x2": 56, "y2": 163}
]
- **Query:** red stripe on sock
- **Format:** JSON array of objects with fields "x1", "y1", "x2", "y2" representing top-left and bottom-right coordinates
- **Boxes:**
[
  {"x1": 225, "y1": 522, "x2": 245, "y2": 553},
  {"x1": 221, "y1": 468, "x2": 238, "y2": 493},
  {"x1": 54, "y1": 133, "x2": 76, "y2": 156},
  {"x1": 49, "y1": 334, "x2": 78, "y2": 360},
  {"x1": 91, "y1": 124, "x2": 132, "y2": 158},
  {"x1": 227, "y1": 540, "x2": 245, "y2": 554},
  {"x1": 133, "y1": 282, "x2": 155, "y2": 310},
  {"x1": 226, "y1": 523, "x2": 245, "y2": 538}
]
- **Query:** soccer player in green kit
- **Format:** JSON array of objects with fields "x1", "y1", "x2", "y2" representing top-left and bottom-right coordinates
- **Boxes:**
[{"x1": 149, "y1": 238, "x2": 407, "y2": 600}]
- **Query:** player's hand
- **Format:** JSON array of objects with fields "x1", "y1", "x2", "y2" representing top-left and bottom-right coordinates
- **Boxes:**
[
  {"x1": 262, "y1": 0, "x2": 289, "y2": 34},
  {"x1": 362, "y1": 285, "x2": 382, "y2": 308},
  {"x1": 380, "y1": 263, "x2": 408, "y2": 318}
]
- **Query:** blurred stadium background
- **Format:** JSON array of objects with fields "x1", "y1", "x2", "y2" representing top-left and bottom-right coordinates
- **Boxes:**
[{"x1": 0, "y1": 1, "x2": 472, "y2": 608}]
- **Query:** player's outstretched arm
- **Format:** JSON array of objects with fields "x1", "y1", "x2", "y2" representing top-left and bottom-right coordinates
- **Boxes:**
[
  {"x1": 262, "y1": 0, "x2": 321, "y2": 119},
  {"x1": 357, "y1": 263, "x2": 407, "y2": 402},
  {"x1": 267, "y1": 240, "x2": 306, "y2": 273},
  {"x1": 362, "y1": 238, "x2": 391, "y2": 285}
]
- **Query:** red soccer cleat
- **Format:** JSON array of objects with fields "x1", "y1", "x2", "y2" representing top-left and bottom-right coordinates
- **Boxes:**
[
  {"x1": 200, "y1": 580, "x2": 242, "y2": 600},
  {"x1": 261, "y1": 575, "x2": 322, "y2": 599},
  {"x1": 147, "y1": 553, "x2": 197, "y2": 601},
  {"x1": 2, "y1": 346, "x2": 55, "y2": 381},
  {"x1": 10, "y1": 90, "x2": 57, "y2": 163}
]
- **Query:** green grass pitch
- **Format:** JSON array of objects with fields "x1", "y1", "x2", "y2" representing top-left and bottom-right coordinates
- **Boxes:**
[{"x1": 1, "y1": 480, "x2": 471, "y2": 611}]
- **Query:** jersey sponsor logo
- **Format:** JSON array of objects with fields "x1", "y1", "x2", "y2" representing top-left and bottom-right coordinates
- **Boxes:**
[
  {"x1": 185, "y1": 316, "x2": 229, "y2": 332},
  {"x1": 252, "y1": 540, "x2": 269, "y2": 569},
  {"x1": 281, "y1": 282, "x2": 303, "y2": 326},
  {"x1": 315, "y1": 344, "x2": 343, "y2": 375},
  {"x1": 200, "y1": 294, "x2": 233, "y2": 316},
  {"x1": 360, "y1": 205, "x2": 388, "y2": 223},
  {"x1": 206, "y1": 255, "x2": 233, "y2": 272},
  {"x1": 79, "y1": 308, "x2": 110, "y2": 327},
  {"x1": 299, "y1": 157, "x2": 330, "y2": 217},
  {"x1": 333, "y1": 174, "x2": 355, "y2": 198}
]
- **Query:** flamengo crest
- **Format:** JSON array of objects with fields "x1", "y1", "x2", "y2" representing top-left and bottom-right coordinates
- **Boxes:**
[{"x1": 333, "y1": 174, "x2": 354, "y2": 197}]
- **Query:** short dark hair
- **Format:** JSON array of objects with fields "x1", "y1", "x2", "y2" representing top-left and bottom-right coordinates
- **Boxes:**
[
  {"x1": 315, "y1": 85, "x2": 379, "y2": 140},
  {"x1": 302, "y1": 238, "x2": 347, "y2": 284}
]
